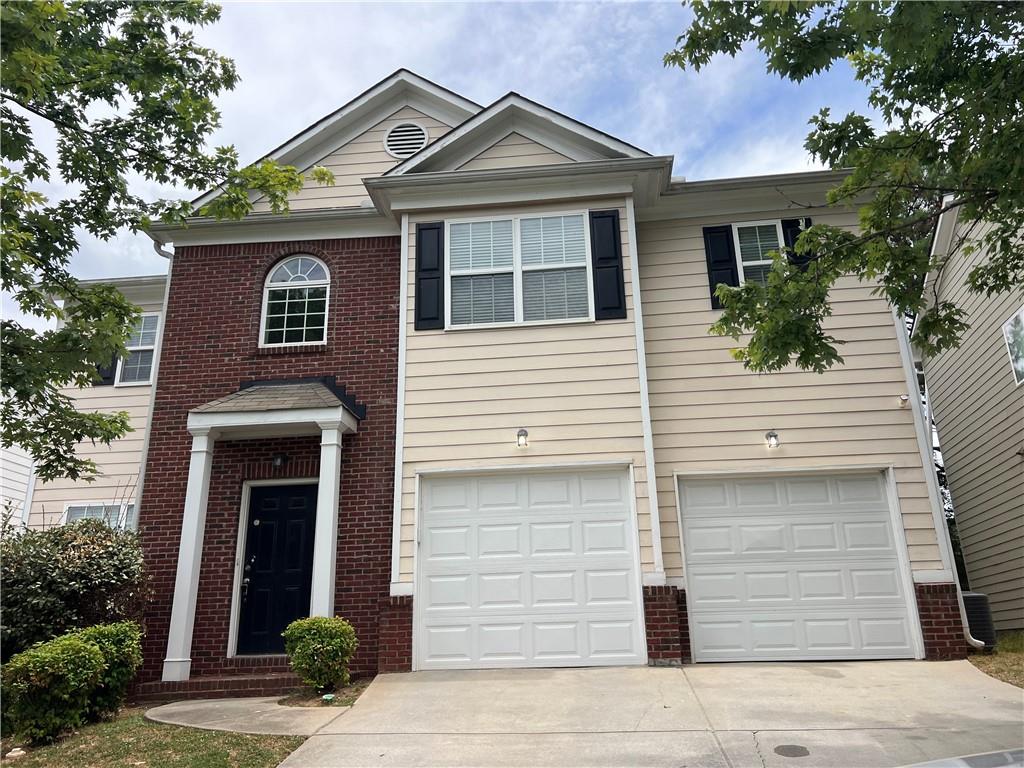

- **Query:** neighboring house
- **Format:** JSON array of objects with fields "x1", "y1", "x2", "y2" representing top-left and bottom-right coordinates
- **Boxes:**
[
  {"x1": 27, "y1": 275, "x2": 167, "y2": 529},
  {"x1": 0, "y1": 445, "x2": 33, "y2": 524},
  {"x1": 137, "y1": 70, "x2": 970, "y2": 697},
  {"x1": 917, "y1": 208, "x2": 1024, "y2": 632}
]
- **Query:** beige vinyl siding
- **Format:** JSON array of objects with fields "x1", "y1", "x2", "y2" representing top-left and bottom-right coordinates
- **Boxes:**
[
  {"x1": 1, "y1": 446, "x2": 32, "y2": 515},
  {"x1": 28, "y1": 296, "x2": 162, "y2": 529},
  {"x1": 457, "y1": 132, "x2": 572, "y2": 171},
  {"x1": 252, "y1": 106, "x2": 453, "y2": 213},
  {"x1": 637, "y1": 209, "x2": 944, "y2": 580},
  {"x1": 399, "y1": 198, "x2": 649, "y2": 581},
  {"x1": 922, "y1": 220, "x2": 1024, "y2": 630}
]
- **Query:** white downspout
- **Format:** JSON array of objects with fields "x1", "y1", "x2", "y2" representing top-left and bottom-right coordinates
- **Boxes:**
[{"x1": 893, "y1": 309, "x2": 984, "y2": 650}]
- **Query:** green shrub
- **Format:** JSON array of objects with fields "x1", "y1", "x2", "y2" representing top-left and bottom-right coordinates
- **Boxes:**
[
  {"x1": 72, "y1": 622, "x2": 143, "y2": 719},
  {"x1": 2, "y1": 635, "x2": 105, "y2": 743},
  {"x1": 0, "y1": 519, "x2": 147, "y2": 659},
  {"x1": 282, "y1": 617, "x2": 358, "y2": 692}
]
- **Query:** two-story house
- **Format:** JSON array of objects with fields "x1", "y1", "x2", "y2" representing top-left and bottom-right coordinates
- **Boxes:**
[
  {"x1": 23, "y1": 274, "x2": 167, "y2": 530},
  {"x1": 136, "y1": 70, "x2": 973, "y2": 698}
]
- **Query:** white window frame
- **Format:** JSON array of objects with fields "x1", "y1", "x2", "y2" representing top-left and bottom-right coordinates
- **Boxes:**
[
  {"x1": 114, "y1": 312, "x2": 160, "y2": 387},
  {"x1": 731, "y1": 219, "x2": 786, "y2": 285},
  {"x1": 258, "y1": 255, "x2": 331, "y2": 349},
  {"x1": 443, "y1": 209, "x2": 596, "y2": 331},
  {"x1": 63, "y1": 501, "x2": 136, "y2": 530}
]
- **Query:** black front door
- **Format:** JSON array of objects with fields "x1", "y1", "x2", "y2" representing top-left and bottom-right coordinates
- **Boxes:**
[{"x1": 237, "y1": 483, "x2": 317, "y2": 655}]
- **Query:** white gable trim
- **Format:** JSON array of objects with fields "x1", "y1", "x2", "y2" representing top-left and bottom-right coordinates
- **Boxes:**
[
  {"x1": 190, "y1": 70, "x2": 480, "y2": 210},
  {"x1": 386, "y1": 94, "x2": 649, "y2": 176}
]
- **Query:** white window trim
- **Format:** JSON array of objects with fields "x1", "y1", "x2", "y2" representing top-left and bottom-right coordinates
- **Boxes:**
[
  {"x1": 443, "y1": 209, "x2": 595, "y2": 331},
  {"x1": 63, "y1": 500, "x2": 136, "y2": 530},
  {"x1": 258, "y1": 255, "x2": 331, "y2": 349},
  {"x1": 114, "y1": 312, "x2": 161, "y2": 387},
  {"x1": 731, "y1": 219, "x2": 786, "y2": 285}
]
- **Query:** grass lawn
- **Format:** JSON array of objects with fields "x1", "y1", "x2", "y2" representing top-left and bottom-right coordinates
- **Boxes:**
[
  {"x1": 969, "y1": 630, "x2": 1024, "y2": 689},
  {"x1": 1, "y1": 709, "x2": 304, "y2": 768},
  {"x1": 278, "y1": 676, "x2": 372, "y2": 708}
]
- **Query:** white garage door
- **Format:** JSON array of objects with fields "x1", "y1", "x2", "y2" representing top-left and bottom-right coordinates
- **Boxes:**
[
  {"x1": 680, "y1": 472, "x2": 918, "y2": 662},
  {"x1": 416, "y1": 469, "x2": 647, "y2": 670}
]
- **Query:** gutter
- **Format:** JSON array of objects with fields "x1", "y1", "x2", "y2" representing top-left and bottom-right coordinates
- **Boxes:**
[{"x1": 892, "y1": 308, "x2": 984, "y2": 651}]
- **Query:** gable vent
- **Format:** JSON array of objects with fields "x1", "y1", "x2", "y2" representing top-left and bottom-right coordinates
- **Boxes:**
[{"x1": 384, "y1": 123, "x2": 428, "y2": 159}]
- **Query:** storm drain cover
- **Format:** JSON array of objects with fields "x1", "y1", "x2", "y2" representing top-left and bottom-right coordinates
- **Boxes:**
[{"x1": 774, "y1": 745, "x2": 811, "y2": 758}]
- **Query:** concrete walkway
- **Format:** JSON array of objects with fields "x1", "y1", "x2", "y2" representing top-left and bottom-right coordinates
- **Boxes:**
[
  {"x1": 146, "y1": 661, "x2": 1024, "y2": 767},
  {"x1": 145, "y1": 696, "x2": 343, "y2": 736}
]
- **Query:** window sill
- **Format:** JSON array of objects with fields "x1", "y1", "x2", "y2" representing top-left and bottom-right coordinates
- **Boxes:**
[
  {"x1": 442, "y1": 316, "x2": 598, "y2": 333},
  {"x1": 253, "y1": 343, "x2": 328, "y2": 356}
]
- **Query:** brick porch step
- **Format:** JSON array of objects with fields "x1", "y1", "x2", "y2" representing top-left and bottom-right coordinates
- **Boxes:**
[{"x1": 131, "y1": 671, "x2": 302, "y2": 704}]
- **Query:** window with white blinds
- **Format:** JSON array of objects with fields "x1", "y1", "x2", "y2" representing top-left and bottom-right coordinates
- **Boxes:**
[
  {"x1": 116, "y1": 314, "x2": 159, "y2": 385},
  {"x1": 733, "y1": 221, "x2": 783, "y2": 285},
  {"x1": 66, "y1": 503, "x2": 136, "y2": 530},
  {"x1": 447, "y1": 212, "x2": 593, "y2": 327}
]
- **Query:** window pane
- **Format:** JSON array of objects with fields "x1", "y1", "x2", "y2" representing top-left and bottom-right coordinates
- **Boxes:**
[
  {"x1": 521, "y1": 214, "x2": 587, "y2": 267},
  {"x1": 67, "y1": 504, "x2": 123, "y2": 527},
  {"x1": 264, "y1": 285, "x2": 328, "y2": 345},
  {"x1": 126, "y1": 315, "x2": 159, "y2": 348},
  {"x1": 742, "y1": 263, "x2": 772, "y2": 285},
  {"x1": 737, "y1": 224, "x2": 780, "y2": 263},
  {"x1": 523, "y1": 267, "x2": 589, "y2": 321},
  {"x1": 119, "y1": 350, "x2": 153, "y2": 383},
  {"x1": 450, "y1": 220, "x2": 513, "y2": 271},
  {"x1": 451, "y1": 273, "x2": 514, "y2": 325},
  {"x1": 269, "y1": 256, "x2": 327, "y2": 283}
]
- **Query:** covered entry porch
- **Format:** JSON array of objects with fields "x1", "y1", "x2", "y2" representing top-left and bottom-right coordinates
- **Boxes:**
[{"x1": 161, "y1": 379, "x2": 362, "y2": 682}]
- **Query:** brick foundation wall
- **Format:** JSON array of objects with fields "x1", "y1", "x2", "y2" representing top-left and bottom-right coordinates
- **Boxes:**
[
  {"x1": 915, "y1": 582, "x2": 970, "y2": 660},
  {"x1": 139, "y1": 237, "x2": 400, "y2": 683},
  {"x1": 378, "y1": 596, "x2": 413, "y2": 672},
  {"x1": 642, "y1": 585, "x2": 690, "y2": 665}
]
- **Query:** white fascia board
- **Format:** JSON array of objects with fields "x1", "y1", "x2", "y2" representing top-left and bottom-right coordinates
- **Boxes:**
[
  {"x1": 152, "y1": 209, "x2": 399, "y2": 247},
  {"x1": 187, "y1": 406, "x2": 359, "y2": 437},
  {"x1": 387, "y1": 95, "x2": 649, "y2": 177},
  {"x1": 366, "y1": 157, "x2": 673, "y2": 216},
  {"x1": 913, "y1": 201, "x2": 962, "y2": 337},
  {"x1": 189, "y1": 71, "x2": 481, "y2": 210}
]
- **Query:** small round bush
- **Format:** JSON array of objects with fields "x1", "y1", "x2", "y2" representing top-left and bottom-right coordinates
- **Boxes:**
[
  {"x1": 72, "y1": 622, "x2": 143, "y2": 719},
  {"x1": 282, "y1": 617, "x2": 358, "y2": 692},
  {"x1": 2, "y1": 635, "x2": 105, "y2": 743}
]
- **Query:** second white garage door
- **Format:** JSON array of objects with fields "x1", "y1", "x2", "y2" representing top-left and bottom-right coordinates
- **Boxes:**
[
  {"x1": 681, "y1": 472, "x2": 919, "y2": 662},
  {"x1": 416, "y1": 469, "x2": 647, "y2": 670}
]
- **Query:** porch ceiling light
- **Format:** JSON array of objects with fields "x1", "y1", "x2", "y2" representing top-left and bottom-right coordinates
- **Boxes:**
[
  {"x1": 516, "y1": 428, "x2": 529, "y2": 449},
  {"x1": 765, "y1": 430, "x2": 781, "y2": 449}
]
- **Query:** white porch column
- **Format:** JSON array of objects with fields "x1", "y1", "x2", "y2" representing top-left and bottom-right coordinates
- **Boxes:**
[
  {"x1": 310, "y1": 420, "x2": 343, "y2": 617},
  {"x1": 162, "y1": 428, "x2": 216, "y2": 682}
]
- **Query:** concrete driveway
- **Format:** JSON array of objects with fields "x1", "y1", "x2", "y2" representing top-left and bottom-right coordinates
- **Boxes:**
[{"x1": 280, "y1": 661, "x2": 1023, "y2": 767}]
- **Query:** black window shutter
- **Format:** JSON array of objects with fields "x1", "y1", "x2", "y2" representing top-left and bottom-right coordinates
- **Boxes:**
[
  {"x1": 589, "y1": 210, "x2": 627, "y2": 320},
  {"x1": 96, "y1": 355, "x2": 117, "y2": 386},
  {"x1": 415, "y1": 222, "x2": 444, "y2": 330},
  {"x1": 702, "y1": 225, "x2": 740, "y2": 309},
  {"x1": 782, "y1": 217, "x2": 814, "y2": 270}
]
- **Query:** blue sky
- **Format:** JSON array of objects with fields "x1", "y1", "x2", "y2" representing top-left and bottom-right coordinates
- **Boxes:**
[{"x1": 12, "y1": 1, "x2": 873, "y2": 301}]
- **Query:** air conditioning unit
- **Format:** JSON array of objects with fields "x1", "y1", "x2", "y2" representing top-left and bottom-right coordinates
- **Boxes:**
[{"x1": 962, "y1": 592, "x2": 997, "y2": 650}]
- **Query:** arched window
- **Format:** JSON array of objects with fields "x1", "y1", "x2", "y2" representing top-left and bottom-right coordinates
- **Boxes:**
[{"x1": 260, "y1": 255, "x2": 330, "y2": 346}]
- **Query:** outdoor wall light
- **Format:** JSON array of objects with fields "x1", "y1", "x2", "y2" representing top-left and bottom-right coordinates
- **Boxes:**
[
  {"x1": 516, "y1": 428, "x2": 529, "y2": 449},
  {"x1": 899, "y1": 394, "x2": 911, "y2": 408},
  {"x1": 765, "y1": 430, "x2": 781, "y2": 449},
  {"x1": 272, "y1": 453, "x2": 290, "y2": 468}
]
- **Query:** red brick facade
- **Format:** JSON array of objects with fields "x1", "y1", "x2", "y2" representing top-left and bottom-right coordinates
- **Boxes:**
[
  {"x1": 138, "y1": 237, "x2": 401, "y2": 684},
  {"x1": 915, "y1": 582, "x2": 970, "y2": 660},
  {"x1": 642, "y1": 585, "x2": 690, "y2": 665}
]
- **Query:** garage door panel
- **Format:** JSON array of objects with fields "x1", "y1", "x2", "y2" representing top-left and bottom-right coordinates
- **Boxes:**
[
  {"x1": 681, "y1": 472, "x2": 917, "y2": 662},
  {"x1": 692, "y1": 609, "x2": 913, "y2": 661},
  {"x1": 418, "y1": 470, "x2": 645, "y2": 670},
  {"x1": 688, "y1": 563, "x2": 908, "y2": 609}
]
